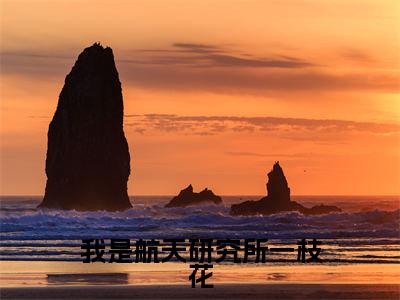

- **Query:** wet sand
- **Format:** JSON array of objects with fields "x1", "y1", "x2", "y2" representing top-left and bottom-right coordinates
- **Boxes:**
[
  {"x1": 1, "y1": 262, "x2": 399, "y2": 299},
  {"x1": 2, "y1": 284, "x2": 399, "y2": 299},
  {"x1": 2, "y1": 261, "x2": 400, "y2": 286}
]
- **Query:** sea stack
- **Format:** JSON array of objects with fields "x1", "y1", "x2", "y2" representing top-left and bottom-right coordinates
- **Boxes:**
[
  {"x1": 230, "y1": 162, "x2": 341, "y2": 215},
  {"x1": 265, "y1": 162, "x2": 291, "y2": 210},
  {"x1": 38, "y1": 43, "x2": 132, "y2": 211},
  {"x1": 165, "y1": 185, "x2": 223, "y2": 208}
]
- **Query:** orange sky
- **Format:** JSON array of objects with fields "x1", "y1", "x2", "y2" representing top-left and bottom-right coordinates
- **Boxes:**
[{"x1": 1, "y1": 0, "x2": 399, "y2": 195}]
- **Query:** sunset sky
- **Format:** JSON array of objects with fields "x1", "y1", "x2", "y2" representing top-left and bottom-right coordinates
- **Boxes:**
[{"x1": 1, "y1": 0, "x2": 399, "y2": 195}]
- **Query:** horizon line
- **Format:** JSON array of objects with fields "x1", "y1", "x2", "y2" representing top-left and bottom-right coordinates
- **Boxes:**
[{"x1": 1, "y1": 194, "x2": 399, "y2": 197}]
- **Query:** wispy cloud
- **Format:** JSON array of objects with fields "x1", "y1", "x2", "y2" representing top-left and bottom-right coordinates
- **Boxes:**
[
  {"x1": 225, "y1": 151, "x2": 313, "y2": 157},
  {"x1": 1, "y1": 51, "x2": 71, "y2": 60},
  {"x1": 118, "y1": 43, "x2": 398, "y2": 93},
  {"x1": 340, "y1": 48, "x2": 375, "y2": 63},
  {"x1": 2, "y1": 42, "x2": 398, "y2": 94},
  {"x1": 173, "y1": 43, "x2": 220, "y2": 53},
  {"x1": 119, "y1": 65, "x2": 399, "y2": 94},
  {"x1": 125, "y1": 114, "x2": 400, "y2": 138},
  {"x1": 131, "y1": 42, "x2": 312, "y2": 68}
]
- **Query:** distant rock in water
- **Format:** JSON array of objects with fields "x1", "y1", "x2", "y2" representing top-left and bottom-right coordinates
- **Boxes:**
[
  {"x1": 230, "y1": 162, "x2": 341, "y2": 215},
  {"x1": 38, "y1": 43, "x2": 132, "y2": 211},
  {"x1": 165, "y1": 185, "x2": 222, "y2": 208},
  {"x1": 265, "y1": 161, "x2": 291, "y2": 210}
]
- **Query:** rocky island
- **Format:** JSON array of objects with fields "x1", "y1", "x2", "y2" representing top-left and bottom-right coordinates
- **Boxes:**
[
  {"x1": 230, "y1": 162, "x2": 341, "y2": 215},
  {"x1": 38, "y1": 43, "x2": 132, "y2": 211},
  {"x1": 165, "y1": 185, "x2": 223, "y2": 208}
]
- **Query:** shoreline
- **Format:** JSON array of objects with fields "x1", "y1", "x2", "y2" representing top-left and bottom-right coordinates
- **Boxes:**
[
  {"x1": 2, "y1": 284, "x2": 399, "y2": 299},
  {"x1": 1, "y1": 262, "x2": 399, "y2": 291}
]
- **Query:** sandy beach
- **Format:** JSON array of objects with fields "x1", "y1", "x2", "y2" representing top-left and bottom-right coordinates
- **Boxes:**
[
  {"x1": 2, "y1": 284, "x2": 399, "y2": 299},
  {"x1": 1, "y1": 262, "x2": 399, "y2": 299}
]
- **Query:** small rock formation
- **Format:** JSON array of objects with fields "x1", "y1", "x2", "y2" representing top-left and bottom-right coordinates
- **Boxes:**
[
  {"x1": 165, "y1": 185, "x2": 223, "y2": 208},
  {"x1": 38, "y1": 43, "x2": 132, "y2": 211},
  {"x1": 230, "y1": 162, "x2": 341, "y2": 215}
]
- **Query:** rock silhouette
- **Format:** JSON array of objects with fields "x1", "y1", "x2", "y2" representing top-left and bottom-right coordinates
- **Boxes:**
[
  {"x1": 165, "y1": 185, "x2": 222, "y2": 208},
  {"x1": 265, "y1": 162, "x2": 291, "y2": 210},
  {"x1": 230, "y1": 162, "x2": 341, "y2": 215},
  {"x1": 38, "y1": 43, "x2": 132, "y2": 211}
]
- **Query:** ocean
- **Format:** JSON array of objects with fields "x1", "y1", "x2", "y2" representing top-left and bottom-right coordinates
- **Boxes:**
[{"x1": 1, "y1": 195, "x2": 399, "y2": 264}]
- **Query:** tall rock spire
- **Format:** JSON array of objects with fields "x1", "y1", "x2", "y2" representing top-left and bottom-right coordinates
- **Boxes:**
[
  {"x1": 265, "y1": 161, "x2": 291, "y2": 209},
  {"x1": 230, "y1": 161, "x2": 341, "y2": 216},
  {"x1": 38, "y1": 43, "x2": 132, "y2": 211}
]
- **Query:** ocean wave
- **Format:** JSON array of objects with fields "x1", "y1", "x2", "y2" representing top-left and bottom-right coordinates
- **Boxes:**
[
  {"x1": 1, "y1": 205, "x2": 399, "y2": 241},
  {"x1": 1, "y1": 197, "x2": 399, "y2": 263}
]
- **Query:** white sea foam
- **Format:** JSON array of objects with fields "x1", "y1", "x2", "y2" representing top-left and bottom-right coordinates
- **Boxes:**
[{"x1": 0, "y1": 196, "x2": 399, "y2": 262}]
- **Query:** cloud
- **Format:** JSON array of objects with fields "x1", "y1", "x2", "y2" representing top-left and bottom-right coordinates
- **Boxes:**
[
  {"x1": 131, "y1": 42, "x2": 312, "y2": 68},
  {"x1": 136, "y1": 43, "x2": 220, "y2": 54},
  {"x1": 118, "y1": 42, "x2": 398, "y2": 93},
  {"x1": 125, "y1": 114, "x2": 400, "y2": 138},
  {"x1": 0, "y1": 50, "x2": 73, "y2": 79},
  {"x1": 118, "y1": 64, "x2": 399, "y2": 94},
  {"x1": 0, "y1": 51, "x2": 71, "y2": 60},
  {"x1": 1, "y1": 42, "x2": 398, "y2": 94},
  {"x1": 173, "y1": 43, "x2": 220, "y2": 53},
  {"x1": 341, "y1": 48, "x2": 375, "y2": 63},
  {"x1": 225, "y1": 152, "x2": 319, "y2": 160},
  {"x1": 225, "y1": 151, "x2": 307, "y2": 157}
]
